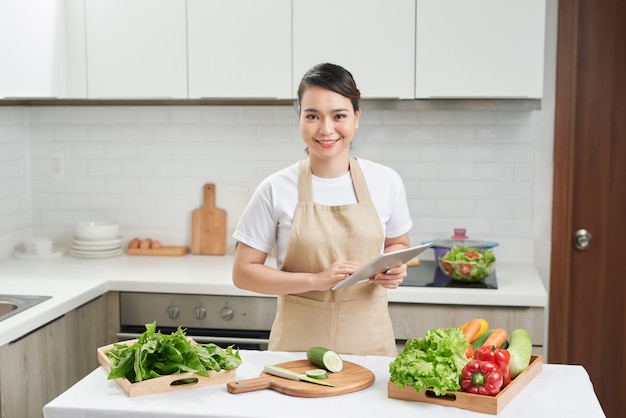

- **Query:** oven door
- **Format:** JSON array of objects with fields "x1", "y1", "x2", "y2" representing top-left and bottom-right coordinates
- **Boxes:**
[
  {"x1": 117, "y1": 326, "x2": 270, "y2": 350},
  {"x1": 117, "y1": 292, "x2": 276, "y2": 350}
]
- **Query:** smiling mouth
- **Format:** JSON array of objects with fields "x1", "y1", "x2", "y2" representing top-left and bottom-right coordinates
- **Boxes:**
[{"x1": 316, "y1": 139, "x2": 340, "y2": 146}]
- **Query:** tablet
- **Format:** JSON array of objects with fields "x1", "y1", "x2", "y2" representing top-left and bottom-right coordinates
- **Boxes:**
[{"x1": 331, "y1": 242, "x2": 433, "y2": 290}]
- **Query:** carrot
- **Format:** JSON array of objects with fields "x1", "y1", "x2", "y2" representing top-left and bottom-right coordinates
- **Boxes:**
[
  {"x1": 461, "y1": 319, "x2": 483, "y2": 357},
  {"x1": 482, "y1": 328, "x2": 508, "y2": 348},
  {"x1": 462, "y1": 319, "x2": 483, "y2": 343}
]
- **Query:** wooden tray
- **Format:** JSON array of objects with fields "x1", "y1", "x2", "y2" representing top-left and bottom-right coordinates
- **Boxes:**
[
  {"x1": 127, "y1": 246, "x2": 188, "y2": 256},
  {"x1": 388, "y1": 355, "x2": 543, "y2": 415},
  {"x1": 97, "y1": 339, "x2": 235, "y2": 397}
]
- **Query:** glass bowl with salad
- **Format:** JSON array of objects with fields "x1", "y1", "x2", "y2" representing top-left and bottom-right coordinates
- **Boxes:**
[{"x1": 438, "y1": 247, "x2": 496, "y2": 282}]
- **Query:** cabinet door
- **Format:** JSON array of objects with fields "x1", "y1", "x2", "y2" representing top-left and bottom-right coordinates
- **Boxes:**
[
  {"x1": 85, "y1": 0, "x2": 187, "y2": 98},
  {"x1": 293, "y1": 0, "x2": 415, "y2": 99},
  {"x1": 0, "y1": 296, "x2": 107, "y2": 418},
  {"x1": 0, "y1": 0, "x2": 86, "y2": 99},
  {"x1": 415, "y1": 0, "x2": 545, "y2": 98},
  {"x1": 188, "y1": 0, "x2": 291, "y2": 99},
  {"x1": 0, "y1": 314, "x2": 67, "y2": 418}
]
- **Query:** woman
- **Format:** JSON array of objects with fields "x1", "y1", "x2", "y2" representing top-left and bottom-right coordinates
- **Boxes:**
[{"x1": 232, "y1": 63, "x2": 412, "y2": 356}]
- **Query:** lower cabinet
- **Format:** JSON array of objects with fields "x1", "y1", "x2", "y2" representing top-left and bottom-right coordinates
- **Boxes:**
[
  {"x1": 389, "y1": 303, "x2": 544, "y2": 355},
  {"x1": 0, "y1": 295, "x2": 110, "y2": 418}
]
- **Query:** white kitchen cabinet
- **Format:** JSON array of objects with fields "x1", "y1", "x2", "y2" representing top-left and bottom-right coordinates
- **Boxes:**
[
  {"x1": 0, "y1": 0, "x2": 87, "y2": 99},
  {"x1": 389, "y1": 303, "x2": 544, "y2": 354},
  {"x1": 0, "y1": 296, "x2": 109, "y2": 418},
  {"x1": 187, "y1": 0, "x2": 291, "y2": 99},
  {"x1": 85, "y1": 0, "x2": 187, "y2": 99},
  {"x1": 415, "y1": 0, "x2": 546, "y2": 98},
  {"x1": 293, "y1": 0, "x2": 416, "y2": 99}
]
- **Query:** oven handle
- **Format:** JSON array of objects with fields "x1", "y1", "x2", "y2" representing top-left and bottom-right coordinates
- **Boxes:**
[{"x1": 116, "y1": 332, "x2": 270, "y2": 345}]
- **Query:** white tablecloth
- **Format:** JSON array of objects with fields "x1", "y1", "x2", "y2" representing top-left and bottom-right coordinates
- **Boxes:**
[{"x1": 43, "y1": 350, "x2": 605, "y2": 418}]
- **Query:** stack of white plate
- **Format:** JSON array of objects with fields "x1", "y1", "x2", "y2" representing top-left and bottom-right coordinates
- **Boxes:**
[
  {"x1": 70, "y1": 237, "x2": 124, "y2": 258},
  {"x1": 69, "y1": 221, "x2": 123, "y2": 258}
]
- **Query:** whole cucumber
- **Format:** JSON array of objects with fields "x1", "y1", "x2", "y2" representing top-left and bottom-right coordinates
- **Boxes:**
[{"x1": 508, "y1": 328, "x2": 533, "y2": 378}]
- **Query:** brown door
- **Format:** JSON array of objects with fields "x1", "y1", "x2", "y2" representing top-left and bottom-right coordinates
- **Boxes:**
[{"x1": 549, "y1": 1, "x2": 626, "y2": 418}]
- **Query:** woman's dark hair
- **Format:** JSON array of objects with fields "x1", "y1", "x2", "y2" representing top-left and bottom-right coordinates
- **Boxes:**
[{"x1": 296, "y1": 63, "x2": 361, "y2": 113}]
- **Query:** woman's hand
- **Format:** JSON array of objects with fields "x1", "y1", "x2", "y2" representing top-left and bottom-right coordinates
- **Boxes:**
[
  {"x1": 370, "y1": 264, "x2": 407, "y2": 289},
  {"x1": 370, "y1": 232, "x2": 411, "y2": 289},
  {"x1": 311, "y1": 261, "x2": 362, "y2": 291},
  {"x1": 233, "y1": 243, "x2": 365, "y2": 294}
]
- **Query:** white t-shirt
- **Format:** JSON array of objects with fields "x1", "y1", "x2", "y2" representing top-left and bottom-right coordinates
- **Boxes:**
[{"x1": 233, "y1": 158, "x2": 413, "y2": 269}]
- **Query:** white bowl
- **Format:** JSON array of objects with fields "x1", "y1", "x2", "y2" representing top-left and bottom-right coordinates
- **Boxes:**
[{"x1": 75, "y1": 221, "x2": 120, "y2": 241}]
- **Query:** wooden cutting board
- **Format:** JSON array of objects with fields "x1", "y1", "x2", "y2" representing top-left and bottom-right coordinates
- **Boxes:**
[
  {"x1": 227, "y1": 360, "x2": 375, "y2": 398},
  {"x1": 191, "y1": 183, "x2": 227, "y2": 255}
]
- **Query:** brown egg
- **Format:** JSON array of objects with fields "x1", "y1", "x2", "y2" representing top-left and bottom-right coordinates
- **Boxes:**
[
  {"x1": 151, "y1": 240, "x2": 162, "y2": 249},
  {"x1": 139, "y1": 239, "x2": 152, "y2": 249},
  {"x1": 128, "y1": 238, "x2": 141, "y2": 249}
]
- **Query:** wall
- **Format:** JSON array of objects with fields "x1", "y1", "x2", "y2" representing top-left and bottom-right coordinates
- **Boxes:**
[
  {"x1": 1, "y1": 104, "x2": 538, "y2": 258},
  {"x1": 0, "y1": 107, "x2": 31, "y2": 256}
]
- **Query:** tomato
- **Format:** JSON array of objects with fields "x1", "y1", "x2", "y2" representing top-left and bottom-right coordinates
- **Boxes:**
[
  {"x1": 442, "y1": 261, "x2": 455, "y2": 274},
  {"x1": 459, "y1": 263, "x2": 472, "y2": 275},
  {"x1": 464, "y1": 252, "x2": 481, "y2": 259}
]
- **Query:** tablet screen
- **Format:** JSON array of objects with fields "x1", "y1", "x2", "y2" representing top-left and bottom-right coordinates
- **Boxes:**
[{"x1": 331, "y1": 243, "x2": 433, "y2": 290}]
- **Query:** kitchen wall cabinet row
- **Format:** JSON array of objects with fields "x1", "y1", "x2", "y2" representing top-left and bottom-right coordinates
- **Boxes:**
[{"x1": 1, "y1": 0, "x2": 546, "y2": 101}]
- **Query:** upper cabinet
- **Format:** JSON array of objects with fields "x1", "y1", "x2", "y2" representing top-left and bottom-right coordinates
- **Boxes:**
[
  {"x1": 1, "y1": 0, "x2": 546, "y2": 101},
  {"x1": 415, "y1": 0, "x2": 546, "y2": 99},
  {"x1": 293, "y1": 0, "x2": 416, "y2": 99},
  {"x1": 187, "y1": 0, "x2": 291, "y2": 99},
  {"x1": 0, "y1": 0, "x2": 86, "y2": 99},
  {"x1": 85, "y1": 0, "x2": 187, "y2": 99}
]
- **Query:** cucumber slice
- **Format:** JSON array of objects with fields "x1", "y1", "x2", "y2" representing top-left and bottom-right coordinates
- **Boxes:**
[
  {"x1": 306, "y1": 346, "x2": 344, "y2": 373},
  {"x1": 305, "y1": 369, "x2": 329, "y2": 379}
]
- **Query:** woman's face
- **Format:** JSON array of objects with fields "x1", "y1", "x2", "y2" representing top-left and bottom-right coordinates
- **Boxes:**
[{"x1": 299, "y1": 86, "x2": 360, "y2": 161}]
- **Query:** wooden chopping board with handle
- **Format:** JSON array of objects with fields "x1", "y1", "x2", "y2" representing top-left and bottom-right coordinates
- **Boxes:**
[
  {"x1": 191, "y1": 183, "x2": 227, "y2": 255},
  {"x1": 227, "y1": 360, "x2": 375, "y2": 398}
]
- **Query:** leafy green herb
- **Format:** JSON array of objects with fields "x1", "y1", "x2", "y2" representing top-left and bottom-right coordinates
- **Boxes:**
[
  {"x1": 106, "y1": 322, "x2": 242, "y2": 383},
  {"x1": 389, "y1": 327, "x2": 470, "y2": 396}
]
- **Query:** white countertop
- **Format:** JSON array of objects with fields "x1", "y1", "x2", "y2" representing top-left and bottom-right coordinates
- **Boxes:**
[
  {"x1": 42, "y1": 350, "x2": 605, "y2": 418},
  {"x1": 0, "y1": 253, "x2": 547, "y2": 347}
]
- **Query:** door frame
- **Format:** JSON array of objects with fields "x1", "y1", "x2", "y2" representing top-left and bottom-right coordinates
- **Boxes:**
[{"x1": 548, "y1": 0, "x2": 577, "y2": 362}]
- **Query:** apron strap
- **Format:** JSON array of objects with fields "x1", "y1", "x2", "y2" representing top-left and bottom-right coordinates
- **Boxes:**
[
  {"x1": 297, "y1": 159, "x2": 313, "y2": 203},
  {"x1": 349, "y1": 157, "x2": 374, "y2": 205}
]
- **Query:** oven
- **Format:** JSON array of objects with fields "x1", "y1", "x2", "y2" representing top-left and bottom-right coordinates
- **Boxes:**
[{"x1": 117, "y1": 292, "x2": 277, "y2": 350}]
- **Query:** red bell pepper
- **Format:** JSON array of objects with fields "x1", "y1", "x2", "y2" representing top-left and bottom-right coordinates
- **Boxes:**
[
  {"x1": 474, "y1": 345, "x2": 511, "y2": 387},
  {"x1": 460, "y1": 360, "x2": 503, "y2": 396}
]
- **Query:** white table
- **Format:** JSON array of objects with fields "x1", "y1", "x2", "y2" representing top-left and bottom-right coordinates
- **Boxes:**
[{"x1": 43, "y1": 350, "x2": 605, "y2": 418}]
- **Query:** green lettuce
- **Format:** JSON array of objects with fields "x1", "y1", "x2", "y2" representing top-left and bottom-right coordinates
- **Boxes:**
[
  {"x1": 442, "y1": 247, "x2": 496, "y2": 263},
  {"x1": 106, "y1": 322, "x2": 242, "y2": 383},
  {"x1": 389, "y1": 327, "x2": 470, "y2": 396}
]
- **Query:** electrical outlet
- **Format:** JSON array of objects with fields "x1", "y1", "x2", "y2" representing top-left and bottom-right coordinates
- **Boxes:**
[{"x1": 50, "y1": 152, "x2": 64, "y2": 179}]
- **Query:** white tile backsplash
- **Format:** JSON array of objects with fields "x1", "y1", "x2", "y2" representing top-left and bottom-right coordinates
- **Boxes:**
[
  {"x1": 0, "y1": 104, "x2": 547, "y2": 261},
  {"x1": 0, "y1": 108, "x2": 30, "y2": 241}
]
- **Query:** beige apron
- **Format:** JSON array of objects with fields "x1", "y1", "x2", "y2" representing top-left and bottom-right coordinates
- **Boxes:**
[{"x1": 268, "y1": 157, "x2": 397, "y2": 356}]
